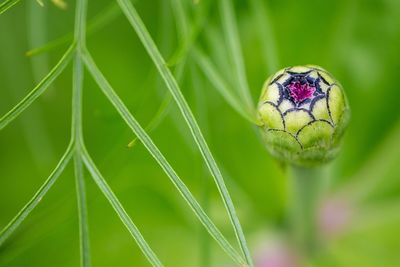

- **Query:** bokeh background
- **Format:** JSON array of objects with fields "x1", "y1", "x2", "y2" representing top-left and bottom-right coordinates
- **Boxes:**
[{"x1": 1, "y1": 0, "x2": 400, "y2": 266}]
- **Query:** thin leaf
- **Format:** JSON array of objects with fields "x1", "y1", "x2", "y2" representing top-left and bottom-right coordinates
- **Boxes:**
[
  {"x1": 249, "y1": 0, "x2": 279, "y2": 74},
  {"x1": 26, "y1": 3, "x2": 120, "y2": 57},
  {"x1": 220, "y1": 0, "x2": 254, "y2": 113},
  {"x1": 0, "y1": 43, "x2": 76, "y2": 131},
  {"x1": 0, "y1": 141, "x2": 74, "y2": 246},
  {"x1": 27, "y1": 0, "x2": 51, "y2": 83},
  {"x1": 170, "y1": 0, "x2": 258, "y2": 128},
  {"x1": 168, "y1": 0, "x2": 210, "y2": 66},
  {"x1": 168, "y1": 0, "x2": 211, "y2": 66},
  {"x1": 82, "y1": 50, "x2": 247, "y2": 267},
  {"x1": 0, "y1": 0, "x2": 20, "y2": 15},
  {"x1": 127, "y1": 94, "x2": 172, "y2": 148},
  {"x1": 190, "y1": 64, "x2": 212, "y2": 267},
  {"x1": 170, "y1": 0, "x2": 188, "y2": 37},
  {"x1": 192, "y1": 48, "x2": 260, "y2": 125},
  {"x1": 116, "y1": 1, "x2": 253, "y2": 265},
  {"x1": 26, "y1": 34, "x2": 72, "y2": 57},
  {"x1": 80, "y1": 144, "x2": 164, "y2": 267}
]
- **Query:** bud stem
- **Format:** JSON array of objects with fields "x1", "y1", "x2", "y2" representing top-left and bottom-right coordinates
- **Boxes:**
[{"x1": 288, "y1": 166, "x2": 323, "y2": 257}]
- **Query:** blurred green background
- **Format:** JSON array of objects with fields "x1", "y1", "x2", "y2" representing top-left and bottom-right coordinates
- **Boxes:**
[{"x1": 1, "y1": 0, "x2": 400, "y2": 266}]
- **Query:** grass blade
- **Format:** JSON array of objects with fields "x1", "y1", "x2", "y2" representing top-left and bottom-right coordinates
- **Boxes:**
[
  {"x1": 116, "y1": 1, "x2": 253, "y2": 265},
  {"x1": 80, "y1": 145, "x2": 163, "y2": 267},
  {"x1": 220, "y1": 0, "x2": 254, "y2": 112},
  {"x1": 0, "y1": 43, "x2": 76, "y2": 131},
  {"x1": 192, "y1": 48, "x2": 259, "y2": 125},
  {"x1": 82, "y1": 50, "x2": 247, "y2": 267},
  {"x1": 0, "y1": 0, "x2": 20, "y2": 15},
  {"x1": 0, "y1": 141, "x2": 74, "y2": 246}
]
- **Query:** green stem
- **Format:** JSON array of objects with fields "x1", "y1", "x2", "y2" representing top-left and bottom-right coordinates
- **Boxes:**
[
  {"x1": 289, "y1": 166, "x2": 322, "y2": 256},
  {"x1": 72, "y1": 0, "x2": 90, "y2": 266}
]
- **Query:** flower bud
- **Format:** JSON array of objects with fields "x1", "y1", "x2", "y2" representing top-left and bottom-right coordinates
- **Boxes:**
[{"x1": 257, "y1": 66, "x2": 350, "y2": 167}]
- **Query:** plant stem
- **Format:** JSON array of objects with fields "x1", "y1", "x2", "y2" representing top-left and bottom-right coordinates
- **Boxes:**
[
  {"x1": 72, "y1": 0, "x2": 90, "y2": 266},
  {"x1": 289, "y1": 166, "x2": 322, "y2": 256}
]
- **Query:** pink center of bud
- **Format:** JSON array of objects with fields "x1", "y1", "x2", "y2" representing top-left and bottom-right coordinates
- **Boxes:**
[{"x1": 288, "y1": 81, "x2": 315, "y2": 103}]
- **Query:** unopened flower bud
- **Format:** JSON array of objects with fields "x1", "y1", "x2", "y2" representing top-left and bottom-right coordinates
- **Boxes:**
[{"x1": 257, "y1": 66, "x2": 350, "y2": 167}]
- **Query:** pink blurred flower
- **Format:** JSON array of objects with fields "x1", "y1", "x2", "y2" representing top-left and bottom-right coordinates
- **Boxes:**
[
  {"x1": 318, "y1": 197, "x2": 353, "y2": 239},
  {"x1": 255, "y1": 239, "x2": 300, "y2": 267}
]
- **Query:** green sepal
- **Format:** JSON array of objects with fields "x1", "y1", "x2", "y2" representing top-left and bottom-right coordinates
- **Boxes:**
[
  {"x1": 263, "y1": 129, "x2": 302, "y2": 162},
  {"x1": 295, "y1": 146, "x2": 339, "y2": 167}
]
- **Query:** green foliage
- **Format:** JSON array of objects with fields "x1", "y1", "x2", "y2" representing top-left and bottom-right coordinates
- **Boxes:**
[
  {"x1": 1, "y1": 0, "x2": 400, "y2": 266},
  {"x1": 82, "y1": 49, "x2": 245, "y2": 266},
  {"x1": 0, "y1": 0, "x2": 20, "y2": 15},
  {"x1": 0, "y1": 0, "x2": 252, "y2": 266}
]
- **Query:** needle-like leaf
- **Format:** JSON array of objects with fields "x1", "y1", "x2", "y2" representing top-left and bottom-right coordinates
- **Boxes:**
[
  {"x1": 0, "y1": 0, "x2": 20, "y2": 15},
  {"x1": 249, "y1": 0, "x2": 279, "y2": 74},
  {"x1": 26, "y1": 3, "x2": 120, "y2": 57},
  {"x1": 220, "y1": 0, "x2": 254, "y2": 113},
  {"x1": 0, "y1": 141, "x2": 74, "y2": 246},
  {"x1": 116, "y1": 1, "x2": 253, "y2": 265},
  {"x1": 82, "y1": 50, "x2": 247, "y2": 267},
  {"x1": 192, "y1": 48, "x2": 260, "y2": 125},
  {"x1": 0, "y1": 43, "x2": 76, "y2": 131},
  {"x1": 80, "y1": 144, "x2": 164, "y2": 267}
]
